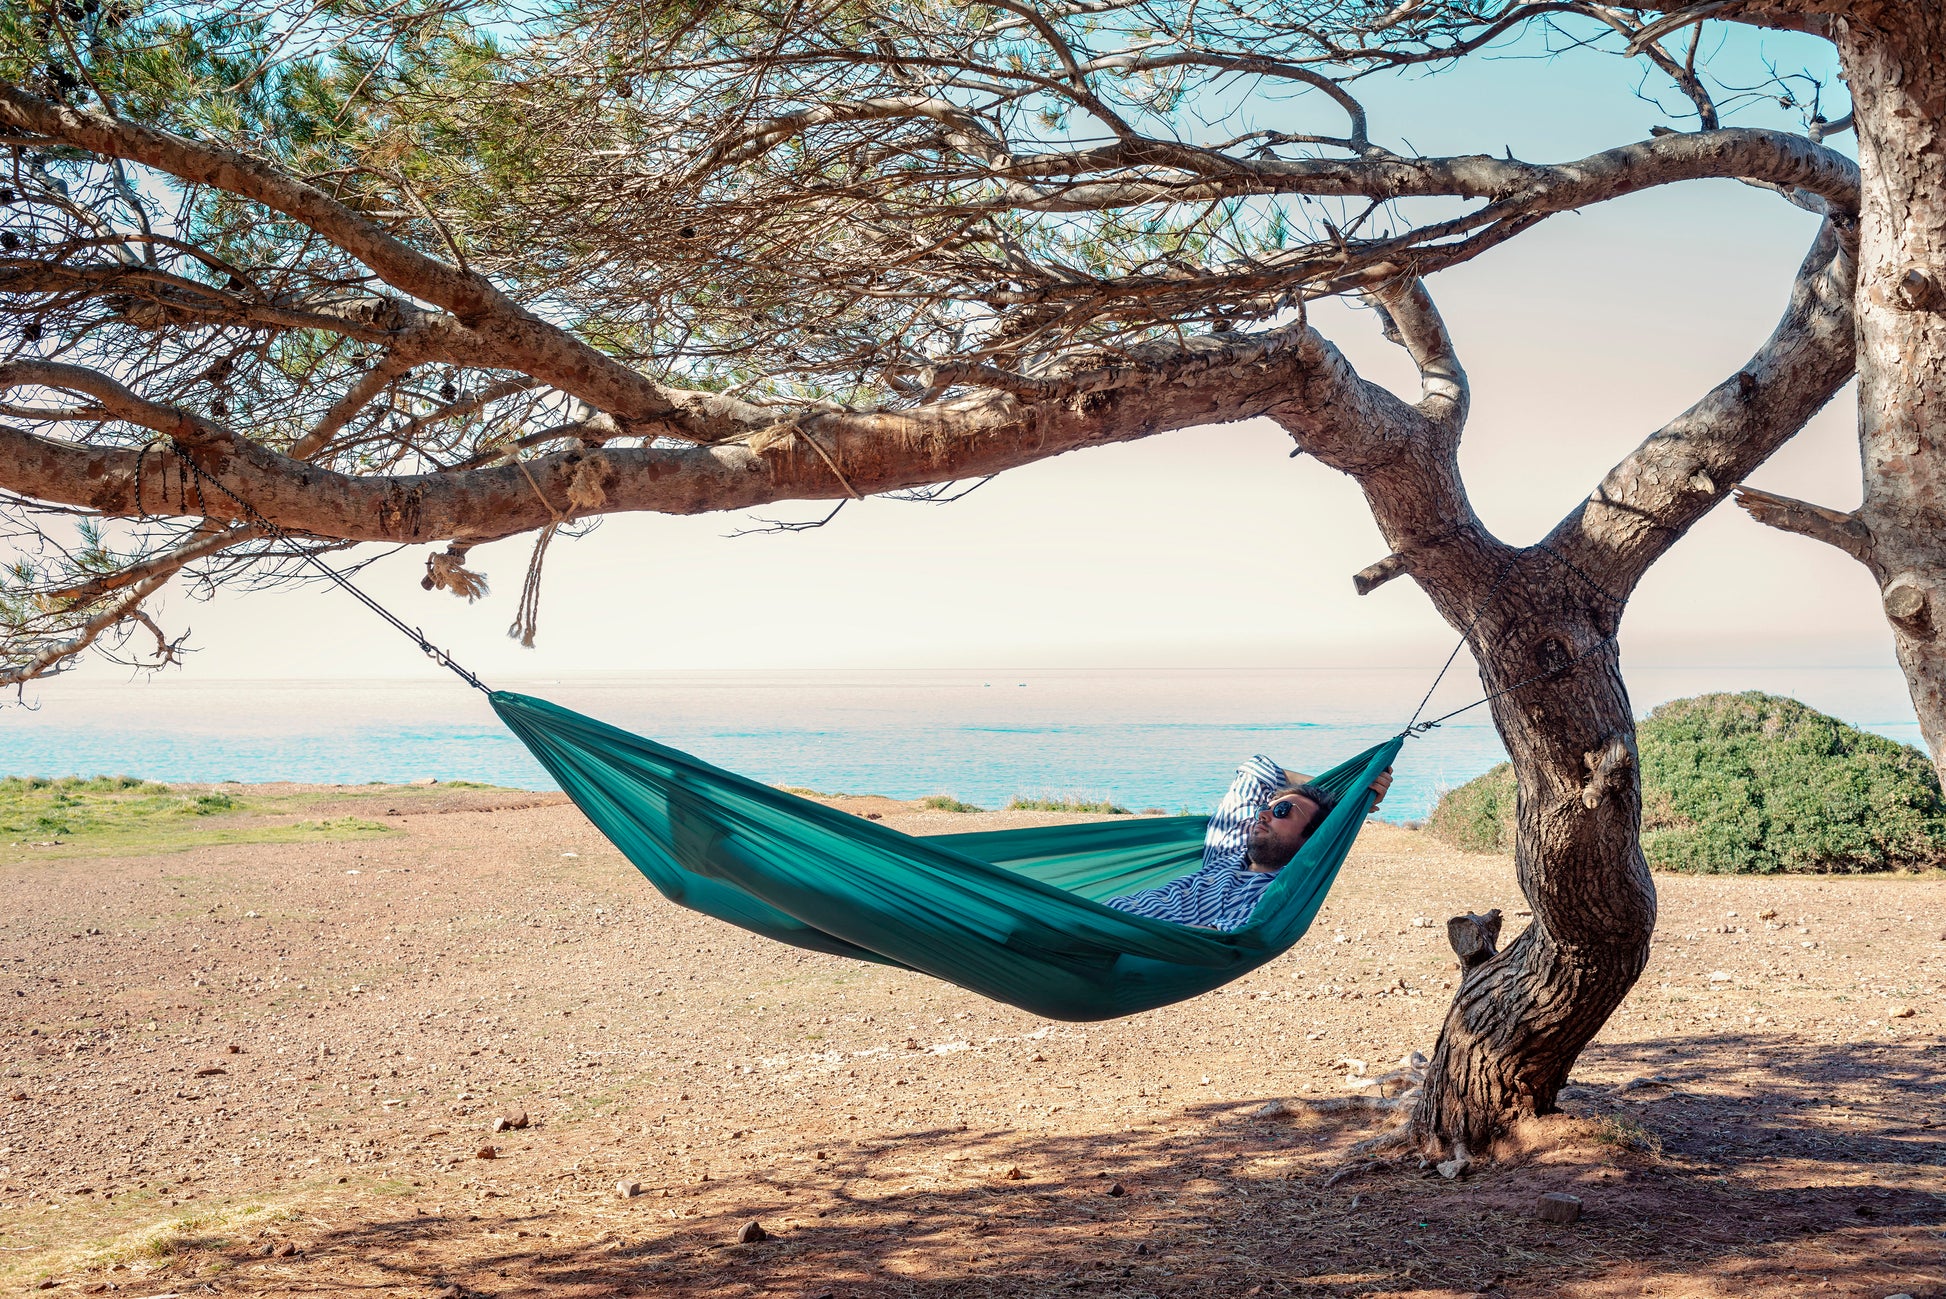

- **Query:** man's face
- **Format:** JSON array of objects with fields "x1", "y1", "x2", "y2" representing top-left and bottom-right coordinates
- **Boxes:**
[{"x1": 1246, "y1": 792, "x2": 1320, "y2": 871}]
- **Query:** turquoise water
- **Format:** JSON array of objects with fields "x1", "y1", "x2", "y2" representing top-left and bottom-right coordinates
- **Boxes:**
[{"x1": 0, "y1": 666, "x2": 1925, "y2": 822}]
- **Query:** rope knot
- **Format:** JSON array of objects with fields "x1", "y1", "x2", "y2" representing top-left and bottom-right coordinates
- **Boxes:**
[{"x1": 421, "y1": 543, "x2": 490, "y2": 602}]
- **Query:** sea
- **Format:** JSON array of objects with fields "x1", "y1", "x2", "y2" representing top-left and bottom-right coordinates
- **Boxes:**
[{"x1": 0, "y1": 665, "x2": 1927, "y2": 823}]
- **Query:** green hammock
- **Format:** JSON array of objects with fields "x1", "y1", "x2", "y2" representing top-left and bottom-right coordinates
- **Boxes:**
[
  {"x1": 160, "y1": 451, "x2": 1589, "y2": 1025},
  {"x1": 494, "y1": 692, "x2": 1400, "y2": 1022}
]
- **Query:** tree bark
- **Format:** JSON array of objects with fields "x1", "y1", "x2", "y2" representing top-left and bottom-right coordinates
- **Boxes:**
[
  {"x1": 1742, "y1": 10, "x2": 1946, "y2": 784},
  {"x1": 1412, "y1": 573, "x2": 1651, "y2": 1153},
  {"x1": 1836, "y1": 8, "x2": 1946, "y2": 787}
]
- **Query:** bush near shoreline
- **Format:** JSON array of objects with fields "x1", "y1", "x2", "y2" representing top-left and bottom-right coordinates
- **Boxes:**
[{"x1": 1425, "y1": 692, "x2": 1946, "y2": 873}]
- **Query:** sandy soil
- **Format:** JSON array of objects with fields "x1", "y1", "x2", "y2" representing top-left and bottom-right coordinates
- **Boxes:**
[{"x1": 2, "y1": 788, "x2": 1943, "y2": 1298}]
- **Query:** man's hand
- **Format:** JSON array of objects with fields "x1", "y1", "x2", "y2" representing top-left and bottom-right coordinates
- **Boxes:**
[{"x1": 1369, "y1": 767, "x2": 1394, "y2": 811}]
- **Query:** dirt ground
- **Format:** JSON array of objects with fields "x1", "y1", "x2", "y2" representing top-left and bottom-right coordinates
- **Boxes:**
[{"x1": 2, "y1": 786, "x2": 1943, "y2": 1299}]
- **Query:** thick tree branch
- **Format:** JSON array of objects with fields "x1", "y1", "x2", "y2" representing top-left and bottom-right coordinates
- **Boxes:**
[
  {"x1": 989, "y1": 127, "x2": 1858, "y2": 218},
  {"x1": 0, "y1": 328, "x2": 1329, "y2": 541},
  {"x1": 1549, "y1": 218, "x2": 1857, "y2": 594}
]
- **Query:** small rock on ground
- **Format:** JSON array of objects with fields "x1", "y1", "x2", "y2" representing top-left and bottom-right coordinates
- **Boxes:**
[{"x1": 1536, "y1": 1192, "x2": 1583, "y2": 1224}]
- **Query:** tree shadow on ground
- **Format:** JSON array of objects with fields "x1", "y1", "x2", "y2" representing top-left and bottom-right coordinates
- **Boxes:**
[{"x1": 217, "y1": 1033, "x2": 1946, "y2": 1299}]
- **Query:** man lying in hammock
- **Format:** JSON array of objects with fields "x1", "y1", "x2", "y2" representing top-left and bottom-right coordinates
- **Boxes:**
[{"x1": 1104, "y1": 756, "x2": 1393, "y2": 932}]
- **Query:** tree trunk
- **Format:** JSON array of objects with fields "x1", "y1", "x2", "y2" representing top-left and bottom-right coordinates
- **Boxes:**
[
  {"x1": 1406, "y1": 552, "x2": 1655, "y2": 1156},
  {"x1": 1840, "y1": 9, "x2": 1946, "y2": 784}
]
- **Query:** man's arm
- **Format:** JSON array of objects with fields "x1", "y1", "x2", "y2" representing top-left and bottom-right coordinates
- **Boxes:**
[{"x1": 1203, "y1": 755, "x2": 1290, "y2": 868}]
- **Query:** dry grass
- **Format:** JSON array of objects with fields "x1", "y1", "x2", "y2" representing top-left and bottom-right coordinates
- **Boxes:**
[{"x1": 23, "y1": 1200, "x2": 294, "y2": 1286}]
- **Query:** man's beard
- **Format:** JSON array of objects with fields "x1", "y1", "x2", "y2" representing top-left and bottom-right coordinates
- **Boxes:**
[{"x1": 1246, "y1": 820, "x2": 1300, "y2": 870}]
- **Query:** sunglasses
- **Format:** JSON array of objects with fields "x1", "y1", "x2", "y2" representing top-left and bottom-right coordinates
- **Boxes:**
[{"x1": 1269, "y1": 797, "x2": 1309, "y2": 821}]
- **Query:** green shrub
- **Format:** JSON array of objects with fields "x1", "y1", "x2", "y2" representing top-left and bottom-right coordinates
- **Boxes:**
[
  {"x1": 1640, "y1": 692, "x2": 1946, "y2": 873},
  {"x1": 1005, "y1": 795, "x2": 1131, "y2": 815},
  {"x1": 919, "y1": 795, "x2": 984, "y2": 813},
  {"x1": 1424, "y1": 692, "x2": 1946, "y2": 873},
  {"x1": 1423, "y1": 762, "x2": 1517, "y2": 854}
]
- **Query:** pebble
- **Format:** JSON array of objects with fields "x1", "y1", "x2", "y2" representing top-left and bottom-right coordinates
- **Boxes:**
[
  {"x1": 1002, "y1": 1166, "x2": 1024, "y2": 1180},
  {"x1": 194, "y1": 1066, "x2": 227, "y2": 1077},
  {"x1": 1106, "y1": 1182, "x2": 1126, "y2": 1197},
  {"x1": 616, "y1": 1180, "x2": 640, "y2": 1199},
  {"x1": 736, "y1": 1220, "x2": 770, "y2": 1243},
  {"x1": 500, "y1": 1110, "x2": 529, "y2": 1129},
  {"x1": 475, "y1": 1145, "x2": 496, "y2": 1160},
  {"x1": 1535, "y1": 1192, "x2": 1582, "y2": 1224},
  {"x1": 1889, "y1": 1006, "x2": 1916, "y2": 1019}
]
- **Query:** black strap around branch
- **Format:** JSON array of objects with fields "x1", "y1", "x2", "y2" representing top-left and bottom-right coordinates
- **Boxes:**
[{"x1": 168, "y1": 441, "x2": 494, "y2": 696}]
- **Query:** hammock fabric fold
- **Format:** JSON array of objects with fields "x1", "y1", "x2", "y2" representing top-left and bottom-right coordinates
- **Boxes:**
[{"x1": 493, "y1": 692, "x2": 1400, "y2": 1022}]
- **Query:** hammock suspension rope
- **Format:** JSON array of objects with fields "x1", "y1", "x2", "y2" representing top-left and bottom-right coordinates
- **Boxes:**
[
  {"x1": 1401, "y1": 545, "x2": 1625, "y2": 736},
  {"x1": 169, "y1": 442, "x2": 493, "y2": 696}
]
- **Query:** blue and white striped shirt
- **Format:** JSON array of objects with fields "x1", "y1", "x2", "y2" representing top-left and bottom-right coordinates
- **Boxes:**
[{"x1": 1104, "y1": 755, "x2": 1289, "y2": 932}]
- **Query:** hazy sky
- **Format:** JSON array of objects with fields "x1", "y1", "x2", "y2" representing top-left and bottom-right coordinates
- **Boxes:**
[{"x1": 39, "y1": 22, "x2": 1885, "y2": 692}]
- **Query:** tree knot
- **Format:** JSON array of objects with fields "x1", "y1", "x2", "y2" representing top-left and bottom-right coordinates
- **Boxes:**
[
  {"x1": 1887, "y1": 265, "x2": 1946, "y2": 313},
  {"x1": 1580, "y1": 734, "x2": 1635, "y2": 809}
]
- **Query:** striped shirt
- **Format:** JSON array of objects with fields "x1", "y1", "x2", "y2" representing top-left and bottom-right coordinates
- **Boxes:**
[{"x1": 1104, "y1": 755, "x2": 1288, "y2": 932}]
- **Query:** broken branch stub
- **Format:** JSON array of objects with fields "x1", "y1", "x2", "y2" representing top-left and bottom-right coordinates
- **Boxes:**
[
  {"x1": 1447, "y1": 909, "x2": 1502, "y2": 972},
  {"x1": 1882, "y1": 578, "x2": 1934, "y2": 639},
  {"x1": 1353, "y1": 552, "x2": 1409, "y2": 596}
]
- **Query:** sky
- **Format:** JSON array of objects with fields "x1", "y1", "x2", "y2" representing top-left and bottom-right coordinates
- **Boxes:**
[{"x1": 32, "y1": 20, "x2": 1888, "y2": 693}]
